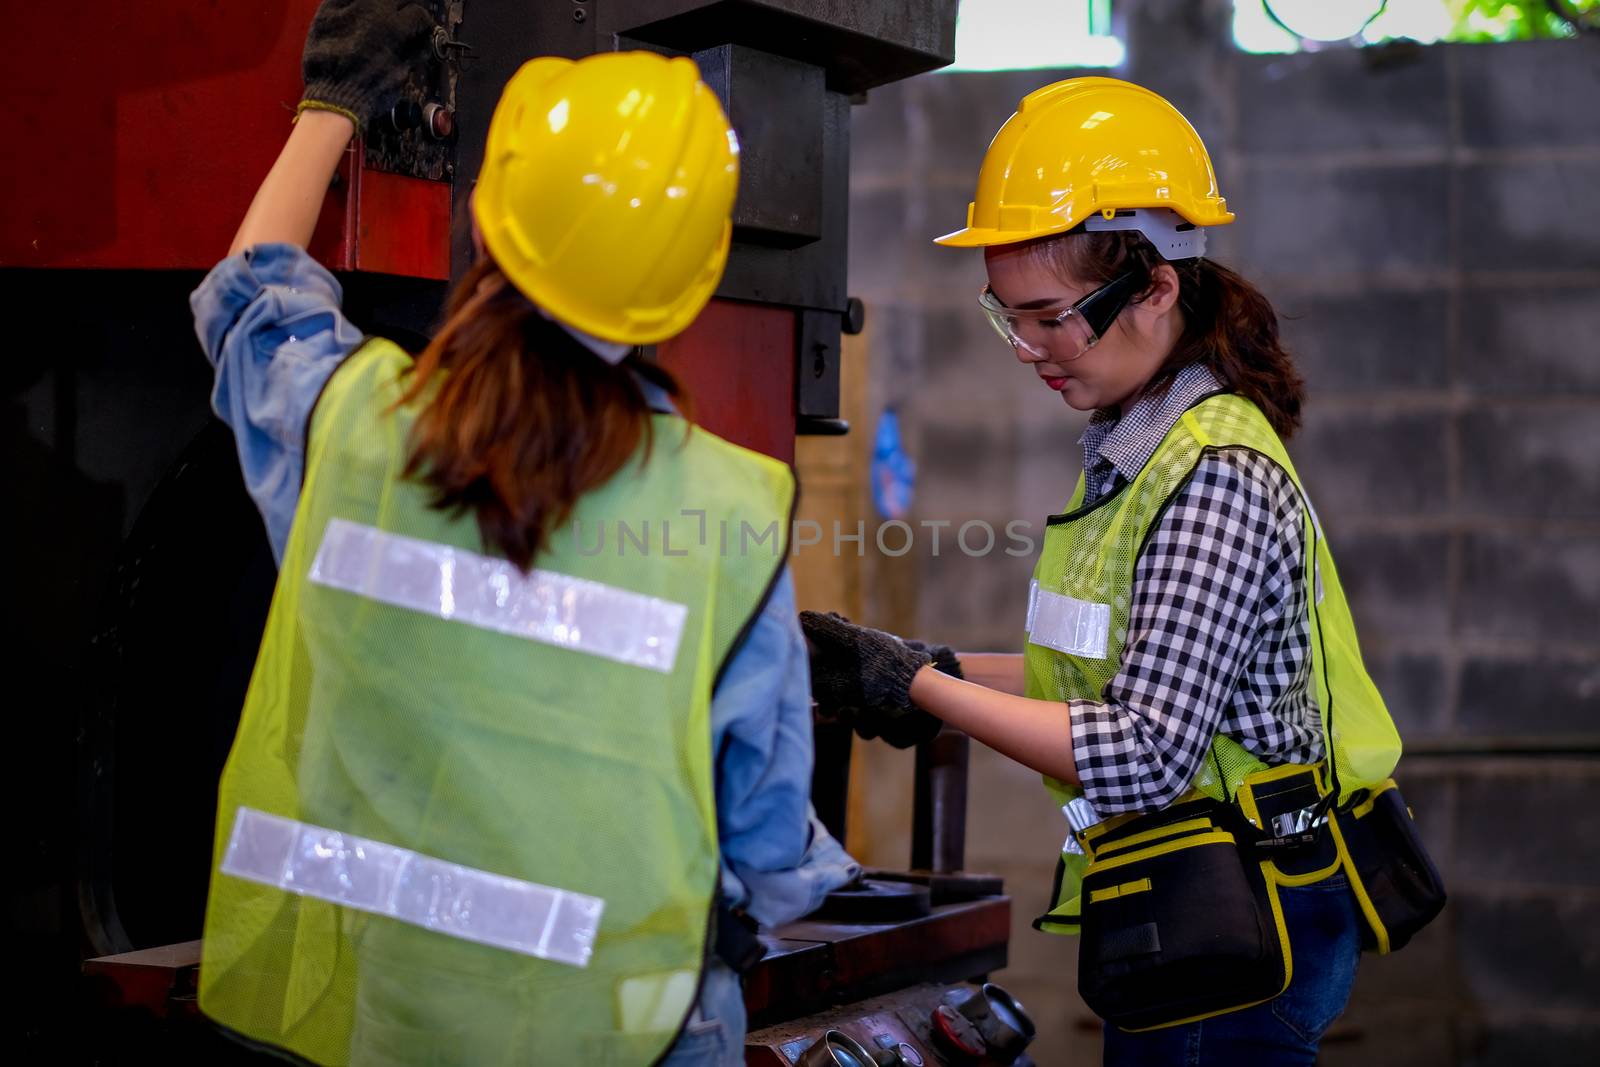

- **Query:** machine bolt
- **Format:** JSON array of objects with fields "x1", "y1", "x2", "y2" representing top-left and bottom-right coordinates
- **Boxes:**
[{"x1": 842, "y1": 296, "x2": 866, "y2": 335}]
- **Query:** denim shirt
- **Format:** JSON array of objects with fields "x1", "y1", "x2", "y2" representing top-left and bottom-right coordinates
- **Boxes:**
[{"x1": 191, "y1": 244, "x2": 859, "y2": 1064}]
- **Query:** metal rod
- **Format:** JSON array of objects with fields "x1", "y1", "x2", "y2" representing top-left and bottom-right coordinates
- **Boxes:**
[{"x1": 912, "y1": 729, "x2": 969, "y2": 873}]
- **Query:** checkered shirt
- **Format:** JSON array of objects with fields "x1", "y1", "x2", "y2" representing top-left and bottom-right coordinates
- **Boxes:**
[{"x1": 1068, "y1": 364, "x2": 1325, "y2": 815}]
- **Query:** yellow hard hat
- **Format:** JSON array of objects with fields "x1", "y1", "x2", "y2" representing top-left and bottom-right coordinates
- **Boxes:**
[
  {"x1": 473, "y1": 52, "x2": 740, "y2": 346},
  {"x1": 935, "y1": 76, "x2": 1234, "y2": 251}
]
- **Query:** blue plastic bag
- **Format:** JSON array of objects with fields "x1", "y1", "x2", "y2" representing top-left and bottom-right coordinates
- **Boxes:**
[{"x1": 870, "y1": 409, "x2": 916, "y2": 521}]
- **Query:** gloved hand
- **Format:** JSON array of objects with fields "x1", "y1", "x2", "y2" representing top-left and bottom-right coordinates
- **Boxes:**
[
  {"x1": 874, "y1": 638, "x2": 962, "y2": 747},
  {"x1": 801, "y1": 612, "x2": 952, "y2": 749},
  {"x1": 300, "y1": 0, "x2": 439, "y2": 128},
  {"x1": 904, "y1": 638, "x2": 964, "y2": 681}
]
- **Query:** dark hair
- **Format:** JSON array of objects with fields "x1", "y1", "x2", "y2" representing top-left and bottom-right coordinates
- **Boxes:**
[
  {"x1": 1027, "y1": 231, "x2": 1305, "y2": 437},
  {"x1": 398, "y1": 258, "x2": 689, "y2": 571}
]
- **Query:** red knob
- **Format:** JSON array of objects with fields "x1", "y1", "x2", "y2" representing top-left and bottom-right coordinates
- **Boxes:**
[
  {"x1": 424, "y1": 103, "x2": 455, "y2": 141},
  {"x1": 931, "y1": 1005, "x2": 986, "y2": 1060}
]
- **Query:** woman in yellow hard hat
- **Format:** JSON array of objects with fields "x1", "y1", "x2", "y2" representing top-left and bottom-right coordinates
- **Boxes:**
[
  {"x1": 188, "y1": 3, "x2": 856, "y2": 1064},
  {"x1": 803, "y1": 77, "x2": 1431, "y2": 1064}
]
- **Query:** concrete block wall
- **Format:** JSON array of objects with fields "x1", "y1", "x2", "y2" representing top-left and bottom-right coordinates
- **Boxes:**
[{"x1": 843, "y1": 16, "x2": 1599, "y2": 1064}]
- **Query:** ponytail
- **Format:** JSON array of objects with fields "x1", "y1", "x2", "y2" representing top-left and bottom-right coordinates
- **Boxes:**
[
  {"x1": 397, "y1": 258, "x2": 688, "y2": 571},
  {"x1": 1028, "y1": 232, "x2": 1305, "y2": 437}
]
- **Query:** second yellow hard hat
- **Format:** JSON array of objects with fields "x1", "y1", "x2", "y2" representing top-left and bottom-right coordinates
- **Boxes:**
[{"x1": 936, "y1": 76, "x2": 1233, "y2": 253}]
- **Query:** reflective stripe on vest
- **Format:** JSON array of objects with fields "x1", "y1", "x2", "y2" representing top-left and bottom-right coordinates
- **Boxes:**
[
  {"x1": 309, "y1": 518, "x2": 689, "y2": 672},
  {"x1": 1026, "y1": 582, "x2": 1112, "y2": 660},
  {"x1": 222, "y1": 807, "x2": 604, "y2": 967}
]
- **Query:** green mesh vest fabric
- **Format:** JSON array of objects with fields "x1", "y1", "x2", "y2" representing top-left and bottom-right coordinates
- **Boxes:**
[
  {"x1": 199, "y1": 339, "x2": 795, "y2": 1065},
  {"x1": 1027, "y1": 392, "x2": 1401, "y2": 933}
]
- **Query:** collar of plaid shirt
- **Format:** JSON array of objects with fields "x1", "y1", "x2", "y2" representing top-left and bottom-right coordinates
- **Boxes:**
[{"x1": 1078, "y1": 363, "x2": 1224, "y2": 505}]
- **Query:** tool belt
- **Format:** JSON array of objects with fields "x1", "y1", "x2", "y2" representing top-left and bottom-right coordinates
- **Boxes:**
[{"x1": 1074, "y1": 764, "x2": 1446, "y2": 1032}]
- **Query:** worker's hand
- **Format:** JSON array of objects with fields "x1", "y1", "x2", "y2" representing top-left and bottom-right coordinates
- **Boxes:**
[
  {"x1": 300, "y1": 0, "x2": 438, "y2": 129},
  {"x1": 903, "y1": 638, "x2": 964, "y2": 681},
  {"x1": 801, "y1": 611, "x2": 943, "y2": 749}
]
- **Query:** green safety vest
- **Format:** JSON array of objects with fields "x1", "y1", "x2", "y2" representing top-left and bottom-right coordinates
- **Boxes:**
[
  {"x1": 1027, "y1": 392, "x2": 1401, "y2": 933},
  {"x1": 199, "y1": 339, "x2": 794, "y2": 1065}
]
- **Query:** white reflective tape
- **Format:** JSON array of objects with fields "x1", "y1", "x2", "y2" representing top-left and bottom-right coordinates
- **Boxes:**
[
  {"x1": 221, "y1": 807, "x2": 604, "y2": 968},
  {"x1": 1301, "y1": 491, "x2": 1327, "y2": 605},
  {"x1": 1026, "y1": 589, "x2": 1111, "y2": 660},
  {"x1": 1025, "y1": 579, "x2": 1041, "y2": 633},
  {"x1": 1303, "y1": 491, "x2": 1326, "y2": 542},
  {"x1": 309, "y1": 518, "x2": 687, "y2": 672}
]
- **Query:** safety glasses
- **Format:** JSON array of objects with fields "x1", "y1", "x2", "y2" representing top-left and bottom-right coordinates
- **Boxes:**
[{"x1": 978, "y1": 271, "x2": 1140, "y2": 361}]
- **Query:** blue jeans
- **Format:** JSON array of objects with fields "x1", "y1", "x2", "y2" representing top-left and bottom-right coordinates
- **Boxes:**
[
  {"x1": 659, "y1": 959, "x2": 746, "y2": 1066},
  {"x1": 1102, "y1": 872, "x2": 1362, "y2": 1066}
]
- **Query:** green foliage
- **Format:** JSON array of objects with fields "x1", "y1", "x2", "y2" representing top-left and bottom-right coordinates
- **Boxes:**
[{"x1": 1445, "y1": 0, "x2": 1598, "y2": 41}]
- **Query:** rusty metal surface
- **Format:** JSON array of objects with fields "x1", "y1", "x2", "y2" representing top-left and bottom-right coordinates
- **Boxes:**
[
  {"x1": 361, "y1": 1, "x2": 464, "y2": 181},
  {"x1": 746, "y1": 897, "x2": 1012, "y2": 1027},
  {"x1": 746, "y1": 982, "x2": 1039, "y2": 1067}
]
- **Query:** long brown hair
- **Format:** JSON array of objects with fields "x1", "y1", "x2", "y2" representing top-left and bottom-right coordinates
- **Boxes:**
[
  {"x1": 398, "y1": 258, "x2": 688, "y2": 570},
  {"x1": 1029, "y1": 231, "x2": 1305, "y2": 437}
]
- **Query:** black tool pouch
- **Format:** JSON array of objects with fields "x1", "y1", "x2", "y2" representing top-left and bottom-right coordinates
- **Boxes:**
[
  {"x1": 1075, "y1": 793, "x2": 1291, "y2": 1032},
  {"x1": 1328, "y1": 779, "x2": 1447, "y2": 953}
]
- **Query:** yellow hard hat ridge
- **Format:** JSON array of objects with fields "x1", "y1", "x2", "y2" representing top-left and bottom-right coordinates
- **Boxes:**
[
  {"x1": 936, "y1": 76, "x2": 1234, "y2": 257},
  {"x1": 473, "y1": 51, "x2": 741, "y2": 346}
]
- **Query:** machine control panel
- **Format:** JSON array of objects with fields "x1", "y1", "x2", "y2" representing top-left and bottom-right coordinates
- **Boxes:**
[
  {"x1": 930, "y1": 1004, "x2": 986, "y2": 1061},
  {"x1": 752, "y1": 984, "x2": 1036, "y2": 1067},
  {"x1": 364, "y1": 0, "x2": 465, "y2": 180}
]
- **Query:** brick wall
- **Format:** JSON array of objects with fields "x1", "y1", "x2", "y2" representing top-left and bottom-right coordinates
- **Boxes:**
[{"x1": 841, "y1": 5, "x2": 1599, "y2": 1061}]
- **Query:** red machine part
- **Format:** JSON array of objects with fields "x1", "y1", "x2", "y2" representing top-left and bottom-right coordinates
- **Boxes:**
[
  {"x1": 657, "y1": 299, "x2": 799, "y2": 464},
  {"x1": 4, "y1": 1, "x2": 447, "y2": 279},
  {"x1": 307, "y1": 147, "x2": 453, "y2": 279},
  {"x1": 932, "y1": 1004, "x2": 987, "y2": 1060}
]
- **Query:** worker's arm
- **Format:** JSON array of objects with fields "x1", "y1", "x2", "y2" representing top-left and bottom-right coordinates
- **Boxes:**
[
  {"x1": 197, "y1": 3, "x2": 443, "y2": 552},
  {"x1": 715, "y1": 571, "x2": 860, "y2": 924},
  {"x1": 228, "y1": 0, "x2": 438, "y2": 254},
  {"x1": 952, "y1": 652, "x2": 1026, "y2": 696},
  {"x1": 803, "y1": 613, "x2": 1079, "y2": 784},
  {"x1": 908, "y1": 667, "x2": 1080, "y2": 786},
  {"x1": 228, "y1": 110, "x2": 354, "y2": 255}
]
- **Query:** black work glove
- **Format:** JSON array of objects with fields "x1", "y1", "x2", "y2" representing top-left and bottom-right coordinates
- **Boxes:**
[
  {"x1": 872, "y1": 639, "x2": 962, "y2": 748},
  {"x1": 904, "y1": 639, "x2": 964, "y2": 681},
  {"x1": 801, "y1": 612, "x2": 944, "y2": 749},
  {"x1": 300, "y1": 0, "x2": 439, "y2": 128}
]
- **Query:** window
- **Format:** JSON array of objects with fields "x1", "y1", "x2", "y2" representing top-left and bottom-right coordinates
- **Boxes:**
[
  {"x1": 1235, "y1": 0, "x2": 1600, "y2": 54},
  {"x1": 945, "y1": 0, "x2": 1125, "y2": 71}
]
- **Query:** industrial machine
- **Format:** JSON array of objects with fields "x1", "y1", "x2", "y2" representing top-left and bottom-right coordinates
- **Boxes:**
[{"x1": 7, "y1": 2, "x2": 1038, "y2": 1062}]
